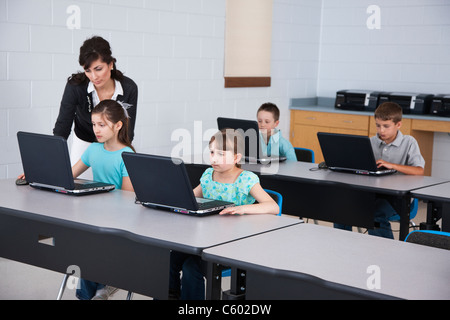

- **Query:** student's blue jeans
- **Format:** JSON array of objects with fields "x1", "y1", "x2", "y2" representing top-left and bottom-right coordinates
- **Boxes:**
[
  {"x1": 76, "y1": 279, "x2": 104, "y2": 300},
  {"x1": 334, "y1": 198, "x2": 396, "y2": 239},
  {"x1": 170, "y1": 251, "x2": 205, "y2": 300}
]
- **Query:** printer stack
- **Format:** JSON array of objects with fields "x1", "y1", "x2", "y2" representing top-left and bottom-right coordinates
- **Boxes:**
[
  {"x1": 431, "y1": 94, "x2": 450, "y2": 117},
  {"x1": 335, "y1": 90, "x2": 449, "y2": 117}
]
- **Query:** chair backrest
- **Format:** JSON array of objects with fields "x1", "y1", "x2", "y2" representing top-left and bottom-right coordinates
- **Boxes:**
[
  {"x1": 264, "y1": 189, "x2": 283, "y2": 216},
  {"x1": 388, "y1": 198, "x2": 419, "y2": 222},
  {"x1": 294, "y1": 147, "x2": 315, "y2": 163},
  {"x1": 409, "y1": 198, "x2": 419, "y2": 220},
  {"x1": 405, "y1": 230, "x2": 450, "y2": 250}
]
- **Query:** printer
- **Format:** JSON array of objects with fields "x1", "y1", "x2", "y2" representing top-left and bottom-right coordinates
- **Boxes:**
[
  {"x1": 430, "y1": 94, "x2": 450, "y2": 117},
  {"x1": 335, "y1": 90, "x2": 384, "y2": 111},
  {"x1": 378, "y1": 92, "x2": 433, "y2": 115}
]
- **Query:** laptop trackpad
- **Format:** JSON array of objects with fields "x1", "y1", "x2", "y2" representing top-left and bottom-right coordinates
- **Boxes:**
[
  {"x1": 196, "y1": 198, "x2": 214, "y2": 203},
  {"x1": 74, "y1": 179, "x2": 93, "y2": 185}
]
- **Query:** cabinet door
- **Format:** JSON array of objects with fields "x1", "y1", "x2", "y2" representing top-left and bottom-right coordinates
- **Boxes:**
[{"x1": 292, "y1": 124, "x2": 368, "y2": 163}]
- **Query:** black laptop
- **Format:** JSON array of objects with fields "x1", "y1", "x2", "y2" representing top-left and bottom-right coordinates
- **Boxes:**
[
  {"x1": 317, "y1": 132, "x2": 397, "y2": 176},
  {"x1": 122, "y1": 152, "x2": 235, "y2": 216},
  {"x1": 217, "y1": 117, "x2": 286, "y2": 164},
  {"x1": 17, "y1": 131, "x2": 115, "y2": 195}
]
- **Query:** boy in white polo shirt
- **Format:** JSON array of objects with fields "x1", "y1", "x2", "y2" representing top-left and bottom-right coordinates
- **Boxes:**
[{"x1": 369, "y1": 102, "x2": 425, "y2": 238}]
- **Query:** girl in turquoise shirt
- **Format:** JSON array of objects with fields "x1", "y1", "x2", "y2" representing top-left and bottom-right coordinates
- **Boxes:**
[
  {"x1": 193, "y1": 129, "x2": 279, "y2": 215},
  {"x1": 170, "y1": 129, "x2": 279, "y2": 300},
  {"x1": 72, "y1": 100, "x2": 135, "y2": 192},
  {"x1": 72, "y1": 99, "x2": 135, "y2": 300}
]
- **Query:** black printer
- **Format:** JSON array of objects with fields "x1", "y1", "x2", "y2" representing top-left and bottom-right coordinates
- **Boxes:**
[
  {"x1": 430, "y1": 94, "x2": 450, "y2": 117},
  {"x1": 378, "y1": 92, "x2": 433, "y2": 115},
  {"x1": 335, "y1": 90, "x2": 384, "y2": 111}
]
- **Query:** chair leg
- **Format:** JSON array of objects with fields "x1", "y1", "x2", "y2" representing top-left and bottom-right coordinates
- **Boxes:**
[
  {"x1": 56, "y1": 274, "x2": 70, "y2": 300},
  {"x1": 313, "y1": 219, "x2": 319, "y2": 225},
  {"x1": 126, "y1": 291, "x2": 134, "y2": 300}
]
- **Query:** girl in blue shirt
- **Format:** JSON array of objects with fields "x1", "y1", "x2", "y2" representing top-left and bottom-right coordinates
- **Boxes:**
[
  {"x1": 72, "y1": 99, "x2": 135, "y2": 300},
  {"x1": 170, "y1": 129, "x2": 279, "y2": 300},
  {"x1": 72, "y1": 100, "x2": 135, "y2": 192}
]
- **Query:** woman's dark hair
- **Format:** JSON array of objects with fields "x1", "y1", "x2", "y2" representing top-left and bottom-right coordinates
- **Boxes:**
[
  {"x1": 92, "y1": 99, "x2": 135, "y2": 152},
  {"x1": 68, "y1": 36, "x2": 123, "y2": 84}
]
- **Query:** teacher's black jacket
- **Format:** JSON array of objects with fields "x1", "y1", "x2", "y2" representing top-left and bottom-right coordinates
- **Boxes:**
[{"x1": 53, "y1": 75, "x2": 138, "y2": 143}]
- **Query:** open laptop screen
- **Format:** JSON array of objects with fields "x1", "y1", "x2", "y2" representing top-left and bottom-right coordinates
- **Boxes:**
[{"x1": 317, "y1": 132, "x2": 380, "y2": 172}]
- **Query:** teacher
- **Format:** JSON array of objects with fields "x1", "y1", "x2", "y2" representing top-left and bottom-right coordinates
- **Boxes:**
[{"x1": 53, "y1": 36, "x2": 138, "y2": 168}]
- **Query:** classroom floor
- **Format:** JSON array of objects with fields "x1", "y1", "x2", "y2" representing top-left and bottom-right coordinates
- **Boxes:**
[{"x1": 0, "y1": 201, "x2": 436, "y2": 300}]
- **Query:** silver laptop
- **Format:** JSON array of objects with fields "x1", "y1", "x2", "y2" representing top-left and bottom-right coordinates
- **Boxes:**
[
  {"x1": 122, "y1": 152, "x2": 235, "y2": 216},
  {"x1": 317, "y1": 132, "x2": 397, "y2": 176},
  {"x1": 217, "y1": 117, "x2": 287, "y2": 164},
  {"x1": 17, "y1": 131, "x2": 115, "y2": 195}
]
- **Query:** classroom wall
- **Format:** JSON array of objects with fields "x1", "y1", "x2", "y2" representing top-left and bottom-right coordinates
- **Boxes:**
[
  {"x1": 0, "y1": 0, "x2": 322, "y2": 179},
  {"x1": 318, "y1": 0, "x2": 450, "y2": 178},
  {"x1": 1, "y1": 0, "x2": 449, "y2": 179}
]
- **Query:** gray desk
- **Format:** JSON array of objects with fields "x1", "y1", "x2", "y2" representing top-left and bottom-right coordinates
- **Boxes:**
[
  {"x1": 243, "y1": 160, "x2": 447, "y2": 195},
  {"x1": 186, "y1": 160, "x2": 449, "y2": 240},
  {"x1": 411, "y1": 182, "x2": 450, "y2": 232},
  {"x1": 0, "y1": 179, "x2": 300, "y2": 299},
  {"x1": 203, "y1": 223, "x2": 450, "y2": 300}
]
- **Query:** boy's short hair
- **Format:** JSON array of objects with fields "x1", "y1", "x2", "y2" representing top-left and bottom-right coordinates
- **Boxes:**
[
  {"x1": 257, "y1": 102, "x2": 280, "y2": 121},
  {"x1": 374, "y1": 102, "x2": 403, "y2": 123}
]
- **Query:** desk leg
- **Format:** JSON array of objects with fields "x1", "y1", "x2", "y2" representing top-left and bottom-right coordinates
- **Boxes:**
[
  {"x1": 223, "y1": 268, "x2": 246, "y2": 300},
  {"x1": 421, "y1": 201, "x2": 443, "y2": 231},
  {"x1": 205, "y1": 262, "x2": 222, "y2": 300},
  {"x1": 56, "y1": 274, "x2": 69, "y2": 300},
  {"x1": 443, "y1": 203, "x2": 450, "y2": 232},
  {"x1": 399, "y1": 197, "x2": 411, "y2": 241}
]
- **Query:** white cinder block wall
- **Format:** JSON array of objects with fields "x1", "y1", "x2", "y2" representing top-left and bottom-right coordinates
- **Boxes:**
[
  {"x1": 318, "y1": 0, "x2": 450, "y2": 178},
  {"x1": 0, "y1": 0, "x2": 321, "y2": 178},
  {"x1": 1, "y1": 0, "x2": 449, "y2": 179}
]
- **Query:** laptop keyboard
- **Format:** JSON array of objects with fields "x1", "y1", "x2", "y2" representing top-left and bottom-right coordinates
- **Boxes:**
[
  {"x1": 197, "y1": 199, "x2": 230, "y2": 209},
  {"x1": 74, "y1": 182, "x2": 107, "y2": 189}
]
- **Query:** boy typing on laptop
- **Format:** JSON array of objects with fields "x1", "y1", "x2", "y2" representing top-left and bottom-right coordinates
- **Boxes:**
[
  {"x1": 369, "y1": 102, "x2": 424, "y2": 238},
  {"x1": 336, "y1": 102, "x2": 425, "y2": 238},
  {"x1": 370, "y1": 102, "x2": 424, "y2": 176}
]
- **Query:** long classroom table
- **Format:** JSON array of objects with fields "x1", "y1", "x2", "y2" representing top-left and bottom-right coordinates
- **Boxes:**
[
  {"x1": 203, "y1": 223, "x2": 450, "y2": 300},
  {"x1": 186, "y1": 160, "x2": 450, "y2": 240},
  {"x1": 0, "y1": 178, "x2": 300, "y2": 299}
]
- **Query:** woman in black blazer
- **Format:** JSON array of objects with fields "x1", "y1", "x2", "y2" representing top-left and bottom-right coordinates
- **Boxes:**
[
  {"x1": 53, "y1": 36, "x2": 138, "y2": 168},
  {"x1": 53, "y1": 36, "x2": 138, "y2": 300}
]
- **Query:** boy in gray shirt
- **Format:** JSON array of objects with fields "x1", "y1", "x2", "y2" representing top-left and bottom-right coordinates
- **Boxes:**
[
  {"x1": 369, "y1": 102, "x2": 425, "y2": 238},
  {"x1": 335, "y1": 102, "x2": 425, "y2": 238}
]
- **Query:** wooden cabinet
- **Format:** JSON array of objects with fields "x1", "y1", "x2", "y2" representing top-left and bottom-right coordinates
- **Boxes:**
[
  {"x1": 290, "y1": 111, "x2": 369, "y2": 165},
  {"x1": 290, "y1": 109, "x2": 450, "y2": 176}
]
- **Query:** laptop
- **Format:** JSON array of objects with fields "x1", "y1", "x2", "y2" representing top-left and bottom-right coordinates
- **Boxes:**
[
  {"x1": 122, "y1": 152, "x2": 235, "y2": 216},
  {"x1": 17, "y1": 131, "x2": 115, "y2": 195},
  {"x1": 217, "y1": 117, "x2": 287, "y2": 164},
  {"x1": 317, "y1": 132, "x2": 397, "y2": 176}
]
